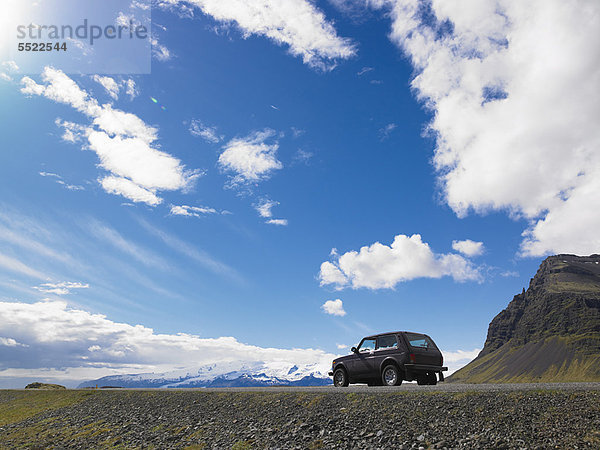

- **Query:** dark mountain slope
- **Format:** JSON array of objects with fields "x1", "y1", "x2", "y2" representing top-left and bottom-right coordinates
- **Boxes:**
[{"x1": 450, "y1": 254, "x2": 600, "y2": 383}]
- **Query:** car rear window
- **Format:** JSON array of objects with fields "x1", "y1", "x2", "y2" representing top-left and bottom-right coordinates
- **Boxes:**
[{"x1": 405, "y1": 333, "x2": 435, "y2": 349}]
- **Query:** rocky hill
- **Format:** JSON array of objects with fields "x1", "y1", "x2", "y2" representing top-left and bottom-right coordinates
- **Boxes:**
[{"x1": 450, "y1": 254, "x2": 600, "y2": 383}]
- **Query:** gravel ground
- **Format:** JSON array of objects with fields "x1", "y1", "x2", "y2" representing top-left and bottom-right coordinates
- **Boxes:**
[{"x1": 1, "y1": 384, "x2": 599, "y2": 449}]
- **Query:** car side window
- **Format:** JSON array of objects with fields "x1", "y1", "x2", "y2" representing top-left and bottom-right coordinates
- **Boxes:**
[
  {"x1": 358, "y1": 338, "x2": 376, "y2": 353},
  {"x1": 376, "y1": 335, "x2": 398, "y2": 350}
]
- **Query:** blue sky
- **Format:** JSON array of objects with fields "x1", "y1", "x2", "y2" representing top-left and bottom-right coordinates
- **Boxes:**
[{"x1": 0, "y1": 0, "x2": 598, "y2": 386}]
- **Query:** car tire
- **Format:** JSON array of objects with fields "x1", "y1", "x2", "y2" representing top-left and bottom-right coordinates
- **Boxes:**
[
  {"x1": 333, "y1": 368, "x2": 349, "y2": 387},
  {"x1": 381, "y1": 365, "x2": 402, "y2": 386}
]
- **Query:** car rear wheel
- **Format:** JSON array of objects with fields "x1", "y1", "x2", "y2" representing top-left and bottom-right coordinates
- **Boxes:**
[
  {"x1": 333, "y1": 368, "x2": 349, "y2": 387},
  {"x1": 381, "y1": 365, "x2": 402, "y2": 386}
]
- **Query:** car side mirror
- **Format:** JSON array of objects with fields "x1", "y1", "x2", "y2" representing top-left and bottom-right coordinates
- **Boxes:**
[{"x1": 351, "y1": 347, "x2": 357, "y2": 353}]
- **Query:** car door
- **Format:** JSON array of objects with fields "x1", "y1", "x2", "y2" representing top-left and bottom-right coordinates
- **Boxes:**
[
  {"x1": 403, "y1": 332, "x2": 441, "y2": 365},
  {"x1": 374, "y1": 334, "x2": 400, "y2": 370},
  {"x1": 351, "y1": 338, "x2": 377, "y2": 380}
]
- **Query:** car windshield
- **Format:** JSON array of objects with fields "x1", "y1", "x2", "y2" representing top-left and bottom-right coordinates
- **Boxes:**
[
  {"x1": 405, "y1": 333, "x2": 434, "y2": 349},
  {"x1": 358, "y1": 338, "x2": 376, "y2": 352},
  {"x1": 377, "y1": 335, "x2": 398, "y2": 350}
]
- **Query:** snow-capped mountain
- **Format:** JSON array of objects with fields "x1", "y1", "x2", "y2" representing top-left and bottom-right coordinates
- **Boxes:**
[{"x1": 77, "y1": 361, "x2": 332, "y2": 388}]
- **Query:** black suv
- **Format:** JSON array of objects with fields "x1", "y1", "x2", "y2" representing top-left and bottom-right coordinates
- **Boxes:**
[{"x1": 329, "y1": 331, "x2": 447, "y2": 387}]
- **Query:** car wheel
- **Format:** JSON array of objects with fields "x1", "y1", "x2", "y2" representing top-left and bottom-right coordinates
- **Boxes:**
[
  {"x1": 416, "y1": 376, "x2": 427, "y2": 385},
  {"x1": 381, "y1": 365, "x2": 402, "y2": 386},
  {"x1": 427, "y1": 372, "x2": 438, "y2": 385},
  {"x1": 333, "y1": 368, "x2": 349, "y2": 387}
]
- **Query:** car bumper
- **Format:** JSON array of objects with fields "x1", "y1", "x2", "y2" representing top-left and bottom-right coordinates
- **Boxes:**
[
  {"x1": 404, "y1": 364, "x2": 448, "y2": 372},
  {"x1": 404, "y1": 364, "x2": 448, "y2": 382}
]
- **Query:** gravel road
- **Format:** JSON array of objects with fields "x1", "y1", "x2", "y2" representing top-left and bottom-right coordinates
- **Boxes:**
[{"x1": 1, "y1": 383, "x2": 599, "y2": 449}]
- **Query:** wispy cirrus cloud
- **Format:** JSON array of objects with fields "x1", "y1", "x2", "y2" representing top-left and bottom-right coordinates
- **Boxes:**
[
  {"x1": 0, "y1": 253, "x2": 47, "y2": 280},
  {"x1": 33, "y1": 281, "x2": 89, "y2": 295},
  {"x1": 39, "y1": 171, "x2": 84, "y2": 191},
  {"x1": 188, "y1": 119, "x2": 223, "y2": 143},
  {"x1": 137, "y1": 218, "x2": 241, "y2": 282},
  {"x1": 170, "y1": 204, "x2": 218, "y2": 217}
]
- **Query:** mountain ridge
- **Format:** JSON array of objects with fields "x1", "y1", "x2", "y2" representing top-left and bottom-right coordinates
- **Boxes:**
[
  {"x1": 450, "y1": 254, "x2": 600, "y2": 383},
  {"x1": 78, "y1": 361, "x2": 331, "y2": 388}
]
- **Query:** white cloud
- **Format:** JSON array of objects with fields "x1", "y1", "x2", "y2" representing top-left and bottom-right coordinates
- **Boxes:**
[
  {"x1": 371, "y1": 0, "x2": 600, "y2": 256},
  {"x1": 0, "y1": 61, "x2": 20, "y2": 82},
  {"x1": 357, "y1": 66, "x2": 374, "y2": 76},
  {"x1": 39, "y1": 171, "x2": 61, "y2": 179},
  {"x1": 2, "y1": 61, "x2": 19, "y2": 72},
  {"x1": 166, "y1": 0, "x2": 355, "y2": 70},
  {"x1": 0, "y1": 337, "x2": 27, "y2": 348},
  {"x1": 379, "y1": 122, "x2": 397, "y2": 140},
  {"x1": 452, "y1": 239, "x2": 484, "y2": 257},
  {"x1": 321, "y1": 299, "x2": 346, "y2": 316},
  {"x1": 39, "y1": 169, "x2": 84, "y2": 191},
  {"x1": 0, "y1": 299, "x2": 335, "y2": 381},
  {"x1": 218, "y1": 129, "x2": 283, "y2": 186},
  {"x1": 33, "y1": 281, "x2": 89, "y2": 295},
  {"x1": 151, "y1": 37, "x2": 172, "y2": 61},
  {"x1": 20, "y1": 67, "x2": 199, "y2": 206},
  {"x1": 336, "y1": 343, "x2": 348, "y2": 350},
  {"x1": 124, "y1": 79, "x2": 138, "y2": 100},
  {"x1": 189, "y1": 119, "x2": 223, "y2": 143},
  {"x1": 100, "y1": 176, "x2": 162, "y2": 206},
  {"x1": 92, "y1": 75, "x2": 120, "y2": 100},
  {"x1": 266, "y1": 219, "x2": 288, "y2": 226},
  {"x1": 255, "y1": 199, "x2": 288, "y2": 226},
  {"x1": 319, "y1": 234, "x2": 481, "y2": 289},
  {"x1": 441, "y1": 348, "x2": 481, "y2": 376},
  {"x1": 255, "y1": 199, "x2": 278, "y2": 218},
  {"x1": 170, "y1": 204, "x2": 218, "y2": 217}
]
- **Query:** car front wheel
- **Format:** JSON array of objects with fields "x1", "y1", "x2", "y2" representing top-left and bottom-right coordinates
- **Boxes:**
[
  {"x1": 381, "y1": 365, "x2": 402, "y2": 386},
  {"x1": 333, "y1": 368, "x2": 349, "y2": 387}
]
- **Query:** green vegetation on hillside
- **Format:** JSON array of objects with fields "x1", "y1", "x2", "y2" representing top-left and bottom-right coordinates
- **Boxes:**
[{"x1": 0, "y1": 390, "x2": 95, "y2": 426}]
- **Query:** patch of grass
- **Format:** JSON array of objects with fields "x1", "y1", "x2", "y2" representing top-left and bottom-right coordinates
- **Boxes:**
[
  {"x1": 0, "y1": 390, "x2": 95, "y2": 426},
  {"x1": 309, "y1": 439, "x2": 324, "y2": 449},
  {"x1": 584, "y1": 430, "x2": 600, "y2": 445},
  {"x1": 231, "y1": 440, "x2": 253, "y2": 450}
]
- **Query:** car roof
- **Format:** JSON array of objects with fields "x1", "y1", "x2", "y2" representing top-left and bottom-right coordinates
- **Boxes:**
[{"x1": 362, "y1": 331, "x2": 425, "y2": 340}]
